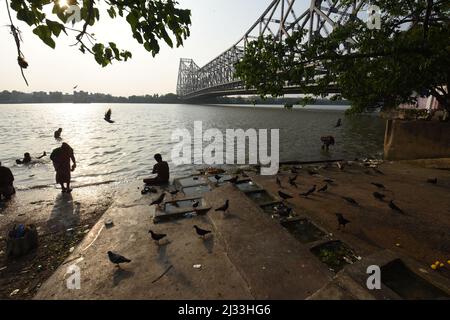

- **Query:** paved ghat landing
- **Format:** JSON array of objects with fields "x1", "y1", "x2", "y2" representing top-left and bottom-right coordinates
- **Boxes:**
[{"x1": 34, "y1": 181, "x2": 331, "y2": 299}]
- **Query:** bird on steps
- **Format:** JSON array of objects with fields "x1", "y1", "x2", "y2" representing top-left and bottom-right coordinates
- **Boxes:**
[
  {"x1": 289, "y1": 175, "x2": 298, "y2": 188},
  {"x1": 214, "y1": 175, "x2": 222, "y2": 183},
  {"x1": 371, "y1": 182, "x2": 385, "y2": 190},
  {"x1": 300, "y1": 185, "x2": 316, "y2": 197},
  {"x1": 150, "y1": 193, "x2": 166, "y2": 208},
  {"x1": 194, "y1": 225, "x2": 211, "y2": 238},
  {"x1": 318, "y1": 184, "x2": 328, "y2": 192},
  {"x1": 335, "y1": 213, "x2": 350, "y2": 230},
  {"x1": 278, "y1": 191, "x2": 293, "y2": 201},
  {"x1": 215, "y1": 200, "x2": 229, "y2": 214},
  {"x1": 148, "y1": 230, "x2": 167, "y2": 244},
  {"x1": 104, "y1": 108, "x2": 115, "y2": 123},
  {"x1": 192, "y1": 200, "x2": 200, "y2": 209},
  {"x1": 373, "y1": 192, "x2": 386, "y2": 201},
  {"x1": 389, "y1": 200, "x2": 404, "y2": 214},
  {"x1": 169, "y1": 189, "x2": 180, "y2": 198},
  {"x1": 107, "y1": 251, "x2": 131, "y2": 267},
  {"x1": 342, "y1": 196, "x2": 359, "y2": 206}
]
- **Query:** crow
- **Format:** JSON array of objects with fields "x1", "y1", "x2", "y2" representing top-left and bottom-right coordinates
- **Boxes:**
[
  {"x1": 150, "y1": 193, "x2": 166, "y2": 207},
  {"x1": 104, "y1": 108, "x2": 115, "y2": 123},
  {"x1": 214, "y1": 174, "x2": 222, "y2": 183},
  {"x1": 318, "y1": 184, "x2": 328, "y2": 192},
  {"x1": 148, "y1": 230, "x2": 167, "y2": 244},
  {"x1": 225, "y1": 176, "x2": 239, "y2": 184},
  {"x1": 335, "y1": 213, "x2": 350, "y2": 230},
  {"x1": 389, "y1": 200, "x2": 404, "y2": 214},
  {"x1": 278, "y1": 191, "x2": 293, "y2": 200},
  {"x1": 276, "y1": 176, "x2": 283, "y2": 188},
  {"x1": 194, "y1": 225, "x2": 211, "y2": 238},
  {"x1": 107, "y1": 251, "x2": 131, "y2": 267},
  {"x1": 300, "y1": 185, "x2": 316, "y2": 197},
  {"x1": 289, "y1": 175, "x2": 298, "y2": 188},
  {"x1": 215, "y1": 200, "x2": 229, "y2": 213},
  {"x1": 373, "y1": 192, "x2": 386, "y2": 201},
  {"x1": 342, "y1": 196, "x2": 359, "y2": 206},
  {"x1": 371, "y1": 182, "x2": 385, "y2": 190},
  {"x1": 335, "y1": 118, "x2": 342, "y2": 128},
  {"x1": 427, "y1": 178, "x2": 437, "y2": 185}
]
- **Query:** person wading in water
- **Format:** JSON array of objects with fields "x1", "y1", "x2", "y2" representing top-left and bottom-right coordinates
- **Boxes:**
[{"x1": 50, "y1": 142, "x2": 76, "y2": 193}]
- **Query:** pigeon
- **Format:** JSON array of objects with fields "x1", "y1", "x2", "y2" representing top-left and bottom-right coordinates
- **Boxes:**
[
  {"x1": 335, "y1": 118, "x2": 342, "y2": 128},
  {"x1": 73, "y1": 85, "x2": 78, "y2": 89},
  {"x1": 214, "y1": 174, "x2": 222, "y2": 183},
  {"x1": 342, "y1": 196, "x2": 359, "y2": 206},
  {"x1": 372, "y1": 167, "x2": 384, "y2": 175},
  {"x1": 289, "y1": 175, "x2": 298, "y2": 188},
  {"x1": 371, "y1": 182, "x2": 385, "y2": 190},
  {"x1": 215, "y1": 200, "x2": 229, "y2": 213},
  {"x1": 278, "y1": 191, "x2": 293, "y2": 200},
  {"x1": 148, "y1": 230, "x2": 167, "y2": 244},
  {"x1": 150, "y1": 193, "x2": 166, "y2": 207},
  {"x1": 225, "y1": 176, "x2": 239, "y2": 184},
  {"x1": 276, "y1": 176, "x2": 283, "y2": 188},
  {"x1": 427, "y1": 178, "x2": 437, "y2": 184},
  {"x1": 192, "y1": 200, "x2": 200, "y2": 209},
  {"x1": 300, "y1": 185, "x2": 316, "y2": 197},
  {"x1": 104, "y1": 108, "x2": 115, "y2": 123},
  {"x1": 373, "y1": 192, "x2": 386, "y2": 201},
  {"x1": 318, "y1": 184, "x2": 328, "y2": 192},
  {"x1": 335, "y1": 213, "x2": 350, "y2": 230},
  {"x1": 107, "y1": 251, "x2": 131, "y2": 267},
  {"x1": 169, "y1": 189, "x2": 180, "y2": 198},
  {"x1": 389, "y1": 200, "x2": 404, "y2": 214},
  {"x1": 194, "y1": 225, "x2": 211, "y2": 238}
]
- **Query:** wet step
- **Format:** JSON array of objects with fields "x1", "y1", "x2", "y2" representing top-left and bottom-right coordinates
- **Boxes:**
[
  {"x1": 381, "y1": 259, "x2": 450, "y2": 300},
  {"x1": 281, "y1": 218, "x2": 327, "y2": 244},
  {"x1": 310, "y1": 240, "x2": 360, "y2": 273},
  {"x1": 153, "y1": 197, "x2": 211, "y2": 224},
  {"x1": 244, "y1": 190, "x2": 276, "y2": 206}
]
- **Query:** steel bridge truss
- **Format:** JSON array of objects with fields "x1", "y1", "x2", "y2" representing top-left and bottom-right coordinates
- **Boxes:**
[{"x1": 177, "y1": 0, "x2": 369, "y2": 100}]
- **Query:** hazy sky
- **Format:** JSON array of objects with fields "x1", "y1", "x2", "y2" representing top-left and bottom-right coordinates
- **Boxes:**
[{"x1": 0, "y1": 0, "x2": 295, "y2": 96}]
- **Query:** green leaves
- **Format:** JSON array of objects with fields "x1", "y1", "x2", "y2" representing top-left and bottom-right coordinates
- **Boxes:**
[
  {"x1": 10, "y1": 0, "x2": 191, "y2": 68},
  {"x1": 33, "y1": 25, "x2": 55, "y2": 49}
]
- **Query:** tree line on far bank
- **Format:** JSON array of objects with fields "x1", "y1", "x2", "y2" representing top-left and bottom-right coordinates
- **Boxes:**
[{"x1": 0, "y1": 90, "x2": 349, "y2": 106}]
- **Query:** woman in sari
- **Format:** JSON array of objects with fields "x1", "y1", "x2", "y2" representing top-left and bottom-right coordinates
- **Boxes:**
[{"x1": 50, "y1": 142, "x2": 76, "y2": 192}]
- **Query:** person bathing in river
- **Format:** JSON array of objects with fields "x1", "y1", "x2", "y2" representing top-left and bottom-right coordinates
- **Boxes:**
[
  {"x1": 0, "y1": 161, "x2": 15, "y2": 201},
  {"x1": 50, "y1": 142, "x2": 76, "y2": 193},
  {"x1": 16, "y1": 151, "x2": 46, "y2": 165},
  {"x1": 143, "y1": 154, "x2": 169, "y2": 186},
  {"x1": 54, "y1": 128, "x2": 63, "y2": 139}
]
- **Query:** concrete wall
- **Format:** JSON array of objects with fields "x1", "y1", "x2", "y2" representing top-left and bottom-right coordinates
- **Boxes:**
[{"x1": 384, "y1": 120, "x2": 450, "y2": 160}]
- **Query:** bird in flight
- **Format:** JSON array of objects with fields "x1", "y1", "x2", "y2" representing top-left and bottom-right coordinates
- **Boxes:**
[
  {"x1": 73, "y1": 85, "x2": 78, "y2": 89},
  {"x1": 107, "y1": 251, "x2": 131, "y2": 267},
  {"x1": 104, "y1": 108, "x2": 115, "y2": 123}
]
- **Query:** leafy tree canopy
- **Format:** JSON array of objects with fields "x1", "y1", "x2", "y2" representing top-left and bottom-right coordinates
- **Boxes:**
[
  {"x1": 5, "y1": 0, "x2": 191, "y2": 84},
  {"x1": 235, "y1": 0, "x2": 450, "y2": 114}
]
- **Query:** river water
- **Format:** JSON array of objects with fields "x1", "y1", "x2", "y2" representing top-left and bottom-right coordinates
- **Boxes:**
[{"x1": 0, "y1": 103, "x2": 385, "y2": 190}]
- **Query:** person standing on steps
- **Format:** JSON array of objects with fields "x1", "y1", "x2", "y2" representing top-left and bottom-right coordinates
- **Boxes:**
[{"x1": 50, "y1": 142, "x2": 76, "y2": 193}]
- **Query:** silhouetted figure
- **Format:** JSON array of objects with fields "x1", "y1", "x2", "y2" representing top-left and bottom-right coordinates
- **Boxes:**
[
  {"x1": 54, "y1": 128, "x2": 63, "y2": 139},
  {"x1": 104, "y1": 108, "x2": 115, "y2": 123},
  {"x1": 143, "y1": 154, "x2": 169, "y2": 186},
  {"x1": 0, "y1": 161, "x2": 15, "y2": 201},
  {"x1": 321, "y1": 136, "x2": 335, "y2": 151},
  {"x1": 335, "y1": 118, "x2": 342, "y2": 128},
  {"x1": 50, "y1": 142, "x2": 76, "y2": 193},
  {"x1": 16, "y1": 151, "x2": 46, "y2": 165}
]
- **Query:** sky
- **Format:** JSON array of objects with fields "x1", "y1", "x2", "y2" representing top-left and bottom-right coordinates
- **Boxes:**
[{"x1": 0, "y1": 0, "x2": 288, "y2": 96}]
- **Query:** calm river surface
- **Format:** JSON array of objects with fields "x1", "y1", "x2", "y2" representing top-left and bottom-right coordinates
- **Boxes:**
[{"x1": 0, "y1": 103, "x2": 386, "y2": 189}]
